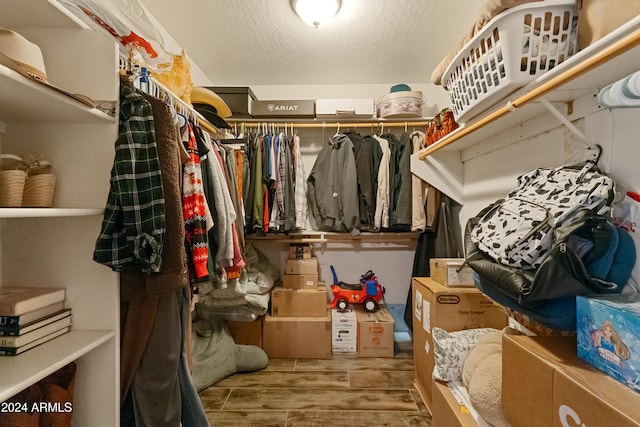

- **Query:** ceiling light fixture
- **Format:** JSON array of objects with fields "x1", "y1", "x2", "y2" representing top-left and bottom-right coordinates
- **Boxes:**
[{"x1": 291, "y1": 0, "x2": 342, "y2": 28}]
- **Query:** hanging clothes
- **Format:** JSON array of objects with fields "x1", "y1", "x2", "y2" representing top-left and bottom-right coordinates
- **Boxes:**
[
  {"x1": 345, "y1": 130, "x2": 375, "y2": 230},
  {"x1": 181, "y1": 122, "x2": 210, "y2": 279},
  {"x1": 111, "y1": 86, "x2": 208, "y2": 426},
  {"x1": 293, "y1": 133, "x2": 308, "y2": 230},
  {"x1": 389, "y1": 131, "x2": 413, "y2": 231},
  {"x1": 373, "y1": 134, "x2": 391, "y2": 230},
  {"x1": 94, "y1": 83, "x2": 165, "y2": 274},
  {"x1": 269, "y1": 132, "x2": 296, "y2": 232},
  {"x1": 307, "y1": 133, "x2": 361, "y2": 235},
  {"x1": 410, "y1": 131, "x2": 430, "y2": 232}
]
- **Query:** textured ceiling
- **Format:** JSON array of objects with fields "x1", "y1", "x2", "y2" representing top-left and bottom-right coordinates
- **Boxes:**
[{"x1": 139, "y1": 0, "x2": 485, "y2": 86}]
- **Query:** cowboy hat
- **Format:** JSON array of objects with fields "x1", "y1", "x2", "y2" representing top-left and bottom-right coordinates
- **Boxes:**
[
  {"x1": 191, "y1": 86, "x2": 232, "y2": 118},
  {"x1": 192, "y1": 103, "x2": 231, "y2": 129},
  {"x1": 0, "y1": 28, "x2": 96, "y2": 107}
]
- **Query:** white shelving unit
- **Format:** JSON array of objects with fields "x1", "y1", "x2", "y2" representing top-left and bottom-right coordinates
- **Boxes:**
[
  {"x1": 411, "y1": 16, "x2": 640, "y2": 205},
  {"x1": 0, "y1": 1, "x2": 119, "y2": 425}
]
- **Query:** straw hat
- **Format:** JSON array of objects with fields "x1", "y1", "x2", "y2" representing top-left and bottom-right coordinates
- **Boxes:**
[
  {"x1": 0, "y1": 28, "x2": 96, "y2": 107},
  {"x1": 191, "y1": 86, "x2": 232, "y2": 118}
]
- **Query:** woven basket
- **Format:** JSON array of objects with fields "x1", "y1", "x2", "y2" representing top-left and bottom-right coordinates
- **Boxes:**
[
  {"x1": 22, "y1": 174, "x2": 56, "y2": 207},
  {"x1": 0, "y1": 170, "x2": 27, "y2": 207}
]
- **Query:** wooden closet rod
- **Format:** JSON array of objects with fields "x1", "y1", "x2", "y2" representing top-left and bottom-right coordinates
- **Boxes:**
[
  {"x1": 417, "y1": 25, "x2": 640, "y2": 160},
  {"x1": 229, "y1": 120, "x2": 430, "y2": 129}
]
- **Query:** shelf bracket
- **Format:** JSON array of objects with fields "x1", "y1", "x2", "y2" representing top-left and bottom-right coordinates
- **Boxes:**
[{"x1": 539, "y1": 97, "x2": 592, "y2": 147}]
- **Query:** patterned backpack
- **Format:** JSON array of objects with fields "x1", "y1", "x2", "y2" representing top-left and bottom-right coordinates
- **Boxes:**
[{"x1": 470, "y1": 162, "x2": 615, "y2": 269}]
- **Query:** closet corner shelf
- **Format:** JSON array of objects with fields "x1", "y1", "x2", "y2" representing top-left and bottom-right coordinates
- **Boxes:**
[
  {"x1": 0, "y1": 329, "x2": 116, "y2": 403},
  {"x1": 0, "y1": 208, "x2": 104, "y2": 219},
  {"x1": 246, "y1": 231, "x2": 420, "y2": 243},
  {"x1": 416, "y1": 17, "x2": 640, "y2": 160},
  {"x1": 0, "y1": 66, "x2": 116, "y2": 124}
]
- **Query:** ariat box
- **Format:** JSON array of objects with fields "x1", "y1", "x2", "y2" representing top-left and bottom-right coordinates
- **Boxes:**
[
  {"x1": 356, "y1": 305, "x2": 394, "y2": 358},
  {"x1": 331, "y1": 307, "x2": 357, "y2": 353},
  {"x1": 288, "y1": 244, "x2": 313, "y2": 260},
  {"x1": 251, "y1": 100, "x2": 315, "y2": 118},
  {"x1": 502, "y1": 335, "x2": 640, "y2": 427},
  {"x1": 411, "y1": 277, "x2": 507, "y2": 412},
  {"x1": 430, "y1": 258, "x2": 475, "y2": 287},
  {"x1": 576, "y1": 294, "x2": 640, "y2": 393},
  {"x1": 285, "y1": 257, "x2": 318, "y2": 275},
  {"x1": 262, "y1": 312, "x2": 331, "y2": 359},
  {"x1": 270, "y1": 286, "x2": 327, "y2": 317},
  {"x1": 282, "y1": 274, "x2": 319, "y2": 289},
  {"x1": 225, "y1": 318, "x2": 263, "y2": 347}
]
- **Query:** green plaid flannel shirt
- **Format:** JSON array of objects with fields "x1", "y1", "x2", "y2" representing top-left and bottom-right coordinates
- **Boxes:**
[{"x1": 93, "y1": 84, "x2": 166, "y2": 274}]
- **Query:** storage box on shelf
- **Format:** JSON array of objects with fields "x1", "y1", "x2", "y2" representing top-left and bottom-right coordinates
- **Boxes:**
[{"x1": 205, "y1": 86, "x2": 257, "y2": 118}]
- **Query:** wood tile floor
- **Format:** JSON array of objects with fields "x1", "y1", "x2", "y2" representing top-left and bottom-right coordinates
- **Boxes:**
[{"x1": 199, "y1": 341, "x2": 432, "y2": 426}]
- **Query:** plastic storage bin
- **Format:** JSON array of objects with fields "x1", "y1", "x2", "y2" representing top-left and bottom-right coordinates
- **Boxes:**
[{"x1": 442, "y1": 0, "x2": 579, "y2": 123}]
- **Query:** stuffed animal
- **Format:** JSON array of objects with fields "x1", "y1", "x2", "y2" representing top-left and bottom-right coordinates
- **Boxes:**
[
  {"x1": 150, "y1": 50, "x2": 193, "y2": 104},
  {"x1": 190, "y1": 317, "x2": 268, "y2": 391}
]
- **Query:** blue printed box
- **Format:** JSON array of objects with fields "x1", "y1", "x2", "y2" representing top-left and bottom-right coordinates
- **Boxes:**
[{"x1": 576, "y1": 294, "x2": 640, "y2": 393}]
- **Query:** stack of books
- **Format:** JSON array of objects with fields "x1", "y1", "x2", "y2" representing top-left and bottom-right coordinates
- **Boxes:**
[{"x1": 0, "y1": 287, "x2": 71, "y2": 356}]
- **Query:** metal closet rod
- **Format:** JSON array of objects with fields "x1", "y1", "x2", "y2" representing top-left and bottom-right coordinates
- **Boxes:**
[
  {"x1": 228, "y1": 120, "x2": 430, "y2": 129},
  {"x1": 417, "y1": 25, "x2": 640, "y2": 160}
]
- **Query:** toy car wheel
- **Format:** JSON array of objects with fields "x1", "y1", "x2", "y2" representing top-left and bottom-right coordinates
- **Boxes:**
[
  {"x1": 363, "y1": 298, "x2": 378, "y2": 313},
  {"x1": 337, "y1": 298, "x2": 349, "y2": 311}
]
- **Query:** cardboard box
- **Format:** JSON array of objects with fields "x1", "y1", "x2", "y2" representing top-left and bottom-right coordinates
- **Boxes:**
[
  {"x1": 285, "y1": 257, "x2": 318, "y2": 275},
  {"x1": 331, "y1": 307, "x2": 357, "y2": 353},
  {"x1": 576, "y1": 294, "x2": 640, "y2": 393},
  {"x1": 262, "y1": 313, "x2": 331, "y2": 359},
  {"x1": 429, "y1": 258, "x2": 475, "y2": 287},
  {"x1": 432, "y1": 380, "x2": 478, "y2": 427},
  {"x1": 356, "y1": 305, "x2": 395, "y2": 357},
  {"x1": 502, "y1": 335, "x2": 640, "y2": 427},
  {"x1": 288, "y1": 244, "x2": 313, "y2": 259},
  {"x1": 270, "y1": 286, "x2": 327, "y2": 317},
  {"x1": 225, "y1": 318, "x2": 262, "y2": 347},
  {"x1": 205, "y1": 86, "x2": 257, "y2": 117},
  {"x1": 282, "y1": 274, "x2": 319, "y2": 289},
  {"x1": 411, "y1": 277, "x2": 508, "y2": 412},
  {"x1": 251, "y1": 100, "x2": 315, "y2": 118},
  {"x1": 315, "y1": 98, "x2": 375, "y2": 118}
]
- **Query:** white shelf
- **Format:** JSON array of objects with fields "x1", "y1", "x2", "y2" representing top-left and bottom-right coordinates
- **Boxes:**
[
  {"x1": 0, "y1": 329, "x2": 116, "y2": 402},
  {"x1": 0, "y1": 66, "x2": 114, "y2": 123},
  {"x1": 0, "y1": 0, "x2": 85, "y2": 29},
  {"x1": 418, "y1": 16, "x2": 640, "y2": 156},
  {"x1": 0, "y1": 208, "x2": 104, "y2": 219},
  {"x1": 412, "y1": 16, "x2": 640, "y2": 205}
]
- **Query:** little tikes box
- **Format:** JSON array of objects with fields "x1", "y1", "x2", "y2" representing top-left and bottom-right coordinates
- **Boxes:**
[{"x1": 576, "y1": 294, "x2": 640, "y2": 393}]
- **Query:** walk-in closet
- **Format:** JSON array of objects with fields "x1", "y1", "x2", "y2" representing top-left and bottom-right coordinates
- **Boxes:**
[{"x1": 1, "y1": 1, "x2": 640, "y2": 426}]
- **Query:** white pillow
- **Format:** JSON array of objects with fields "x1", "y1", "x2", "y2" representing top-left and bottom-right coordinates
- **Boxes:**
[{"x1": 431, "y1": 327, "x2": 498, "y2": 382}]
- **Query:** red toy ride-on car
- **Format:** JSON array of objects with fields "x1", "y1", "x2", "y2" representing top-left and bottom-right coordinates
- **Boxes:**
[{"x1": 329, "y1": 266, "x2": 385, "y2": 312}]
